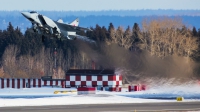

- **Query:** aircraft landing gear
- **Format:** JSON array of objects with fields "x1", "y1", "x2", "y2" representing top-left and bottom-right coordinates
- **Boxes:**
[
  {"x1": 33, "y1": 29, "x2": 38, "y2": 33},
  {"x1": 57, "y1": 36, "x2": 61, "y2": 41},
  {"x1": 42, "y1": 35, "x2": 45, "y2": 42},
  {"x1": 32, "y1": 23, "x2": 37, "y2": 33}
]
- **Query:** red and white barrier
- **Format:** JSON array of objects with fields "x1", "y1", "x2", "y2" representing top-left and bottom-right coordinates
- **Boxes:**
[
  {"x1": 141, "y1": 84, "x2": 146, "y2": 90},
  {"x1": 77, "y1": 87, "x2": 96, "y2": 95},
  {"x1": 109, "y1": 86, "x2": 122, "y2": 92},
  {"x1": 0, "y1": 79, "x2": 26, "y2": 89},
  {"x1": 128, "y1": 84, "x2": 146, "y2": 92},
  {"x1": 0, "y1": 78, "x2": 65, "y2": 89},
  {"x1": 134, "y1": 85, "x2": 141, "y2": 91}
]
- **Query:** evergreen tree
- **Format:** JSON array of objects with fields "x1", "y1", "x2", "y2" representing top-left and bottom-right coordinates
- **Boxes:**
[
  {"x1": 100, "y1": 26, "x2": 107, "y2": 42},
  {"x1": 86, "y1": 27, "x2": 95, "y2": 40},
  {"x1": 198, "y1": 28, "x2": 200, "y2": 37},
  {"x1": 108, "y1": 23, "x2": 114, "y2": 39},
  {"x1": 22, "y1": 29, "x2": 43, "y2": 55},
  {"x1": 93, "y1": 24, "x2": 101, "y2": 42},
  {"x1": 108, "y1": 23, "x2": 114, "y2": 33},
  {"x1": 192, "y1": 27, "x2": 198, "y2": 37},
  {"x1": 6, "y1": 22, "x2": 16, "y2": 44},
  {"x1": 132, "y1": 23, "x2": 140, "y2": 43}
]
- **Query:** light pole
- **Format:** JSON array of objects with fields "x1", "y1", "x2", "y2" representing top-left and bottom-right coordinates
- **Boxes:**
[
  {"x1": 53, "y1": 47, "x2": 57, "y2": 79},
  {"x1": 54, "y1": 48, "x2": 57, "y2": 69}
]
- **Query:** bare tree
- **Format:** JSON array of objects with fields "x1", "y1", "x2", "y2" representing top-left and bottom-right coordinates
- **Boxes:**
[
  {"x1": 106, "y1": 26, "x2": 134, "y2": 50},
  {"x1": 140, "y1": 17, "x2": 198, "y2": 58},
  {"x1": 0, "y1": 66, "x2": 4, "y2": 78},
  {"x1": 67, "y1": 48, "x2": 72, "y2": 69},
  {"x1": 2, "y1": 45, "x2": 19, "y2": 78},
  {"x1": 107, "y1": 26, "x2": 117, "y2": 45}
]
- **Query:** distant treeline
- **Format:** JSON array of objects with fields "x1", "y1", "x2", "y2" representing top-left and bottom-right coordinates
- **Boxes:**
[
  {"x1": 0, "y1": 10, "x2": 200, "y2": 33},
  {"x1": 0, "y1": 17, "x2": 200, "y2": 80},
  {"x1": 1, "y1": 10, "x2": 200, "y2": 16}
]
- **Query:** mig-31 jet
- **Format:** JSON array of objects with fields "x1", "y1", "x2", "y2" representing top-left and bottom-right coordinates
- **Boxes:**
[{"x1": 21, "y1": 11, "x2": 92, "y2": 42}]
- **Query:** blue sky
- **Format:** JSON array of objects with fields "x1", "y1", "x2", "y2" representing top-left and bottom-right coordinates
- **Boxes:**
[{"x1": 0, "y1": 0, "x2": 200, "y2": 11}]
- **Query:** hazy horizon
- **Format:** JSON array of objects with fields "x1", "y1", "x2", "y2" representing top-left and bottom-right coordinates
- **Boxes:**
[
  {"x1": 1, "y1": 10, "x2": 200, "y2": 17},
  {"x1": 0, "y1": 0, "x2": 200, "y2": 11}
]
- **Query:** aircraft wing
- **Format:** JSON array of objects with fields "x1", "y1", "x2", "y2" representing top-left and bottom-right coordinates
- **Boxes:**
[
  {"x1": 54, "y1": 21, "x2": 92, "y2": 32},
  {"x1": 76, "y1": 35, "x2": 95, "y2": 43},
  {"x1": 58, "y1": 34, "x2": 95, "y2": 44}
]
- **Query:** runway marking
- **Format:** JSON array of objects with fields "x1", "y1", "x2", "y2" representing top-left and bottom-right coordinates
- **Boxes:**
[
  {"x1": 21, "y1": 105, "x2": 91, "y2": 111},
  {"x1": 99, "y1": 111, "x2": 129, "y2": 112},
  {"x1": 127, "y1": 108, "x2": 200, "y2": 112},
  {"x1": 162, "y1": 108, "x2": 200, "y2": 111},
  {"x1": 128, "y1": 110, "x2": 166, "y2": 112}
]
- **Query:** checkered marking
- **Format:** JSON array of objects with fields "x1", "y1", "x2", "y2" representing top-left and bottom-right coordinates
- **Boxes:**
[{"x1": 65, "y1": 75, "x2": 122, "y2": 87}]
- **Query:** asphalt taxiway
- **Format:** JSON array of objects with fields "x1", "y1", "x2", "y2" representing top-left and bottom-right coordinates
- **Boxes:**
[{"x1": 1, "y1": 102, "x2": 200, "y2": 112}]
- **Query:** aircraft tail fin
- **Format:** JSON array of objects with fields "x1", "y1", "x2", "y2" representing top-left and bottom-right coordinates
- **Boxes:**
[
  {"x1": 57, "y1": 19, "x2": 64, "y2": 23},
  {"x1": 69, "y1": 18, "x2": 79, "y2": 26}
]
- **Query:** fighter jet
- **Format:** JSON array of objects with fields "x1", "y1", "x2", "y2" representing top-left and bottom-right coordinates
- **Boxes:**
[{"x1": 21, "y1": 11, "x2": 92, "y2": 42}]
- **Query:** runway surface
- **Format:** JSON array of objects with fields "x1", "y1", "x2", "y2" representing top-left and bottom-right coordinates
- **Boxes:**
[{"x1": 1, "y1": 102, "x2": 200, "y2": 112}]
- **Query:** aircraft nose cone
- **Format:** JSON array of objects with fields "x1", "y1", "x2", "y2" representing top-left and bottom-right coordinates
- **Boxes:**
[{"x1": 21, "y1": 12, "x2": 31, "y2": 18}]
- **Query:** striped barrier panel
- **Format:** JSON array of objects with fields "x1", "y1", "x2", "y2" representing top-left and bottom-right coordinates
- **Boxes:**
[
  {"x1": 128, "y1": 84, "x2": 146, "y2": 92},
  {"x1": 0, "y1": 78, "x2": 65, "y2": 89},
  {"x1": 109, "y1": 86, "x2": 122, "y2": 92},
  {"x1": 0, "y1": 79, "x2": 26, "y2": 89},
  {"x1": 77, "y1": 87, "x2": 96, "y2": 95}
]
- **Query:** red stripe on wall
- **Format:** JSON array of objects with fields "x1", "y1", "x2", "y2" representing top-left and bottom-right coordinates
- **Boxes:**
[
  {"x1": 28, "y1": 79, "x2": 31, "y2": 87},
  {"x1": 12, "y1": 79, "x2": 15, "y2": 88},
  {"x1": 23, "y1": 79, "x2": 26, "y2": 88},
  {"x1": 70, "y1": 81, "x2": 75, "y2": 86},
  {"x1": 103, "y1": 81, "x2": 108, "y2": 86},
  {"x1": 108, "y1": 76, "x2": 113, "y2": 81},
  {"x1": 97, "y1": 76, "x2": 102, "y2": 81},
  {"x1": 92, "y1": 81, "x2": 97, "y2": 86},
  {"x1": 7, "y1": 79, "x2": 9, "y2": 88},
  {"x1": 119, "y1": 88, "x2": 122, "y2": 92},
  {"x1": 116, "y1": 81, "x2": 119, "y2": 86},
  {"x1": 1, "y1": 79, "x2": 4, "y2": 88},
  {"x1": 33, "y1": 79, "x2": 36, "y2": 87},
  {"x1": 66, "y1": 76, "x2": 70, "y2": 81},
  {"x1": 81, "y1": 81, "x2": 86, "y2": 86},
  {"x1": 76, "y1": 76, "x2": 81, "y2": 81},
  {"x1": 38, "y1": 79, "x2": 41, "y2": 87},
  {"x1": 17, "y1": 79, "x2": 20, "y2": 89},
  {"x1": 77, "y1": 87, "x2": 95, "y2": 91},
  {"x1": 28, "y1": 79, "x2": 31, "y2": 88},
  {"x1": 119, "y1": 75, "x2": 122, "y2": 81},
  {"x1": 86, "y1": 76, "x2": 92, "y2": 81},
  {"x1": 50, "y1": 80, "x2": 53, "y2": 86},
  {"x1": 110, "y1": 87, "x2": 116, "y2": 91},
  {"x1": 113, "y1": 75, "x2": 116, "y2": 81},
  {"x1": 61, "y1": 81, "x2": 64, "y2": 88},
  {"x1": 56, "y1": 80, "x2": 58, "y2": 85},
  {"x1": 44, "y1": 80, "x2": 47, "y2": 86}
]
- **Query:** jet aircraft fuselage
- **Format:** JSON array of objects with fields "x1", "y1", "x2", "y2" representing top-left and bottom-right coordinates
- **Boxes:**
[{"x1": 21, "y1": 11, "x2": 91, "y2": 42}]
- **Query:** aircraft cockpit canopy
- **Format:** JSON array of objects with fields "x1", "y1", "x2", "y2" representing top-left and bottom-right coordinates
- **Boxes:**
[{"x1": 30, "y1": 11, "x2": 38, "y2": 14}]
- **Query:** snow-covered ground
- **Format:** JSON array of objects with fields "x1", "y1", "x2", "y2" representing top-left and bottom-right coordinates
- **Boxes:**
[{"x1": 0, "y1": 80, "x2": 200, "y2": 107}]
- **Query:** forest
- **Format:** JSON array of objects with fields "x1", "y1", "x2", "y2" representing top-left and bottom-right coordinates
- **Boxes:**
[{"x1": 0, "y1": 17, "x2": 200, "y2": 83}]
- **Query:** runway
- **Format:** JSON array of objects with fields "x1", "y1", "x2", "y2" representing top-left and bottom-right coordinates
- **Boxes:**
[{"x1": 1, "y1": 102, "x2": 200, "y2": 112}]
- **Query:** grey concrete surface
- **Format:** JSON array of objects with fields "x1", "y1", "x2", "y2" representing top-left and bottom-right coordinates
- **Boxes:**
[{"x1": 0, "y1": 102, "x2": 200, "y2": 112}]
